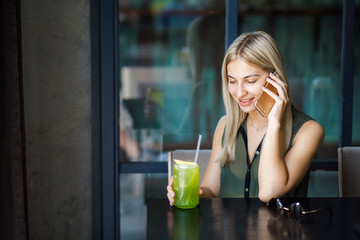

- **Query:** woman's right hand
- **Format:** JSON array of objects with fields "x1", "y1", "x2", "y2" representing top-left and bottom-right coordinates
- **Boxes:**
[{"x1": 167, "y1": 176, "x2": 175, "y2": 206}]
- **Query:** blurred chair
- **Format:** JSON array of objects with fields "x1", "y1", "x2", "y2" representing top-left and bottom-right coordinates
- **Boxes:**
[
  {"x1": 338, "y1": 146, "x2": 360, "y2": 197},
  {"x1": 168, "y1": 149, "x2": 212, "y2": 184}
]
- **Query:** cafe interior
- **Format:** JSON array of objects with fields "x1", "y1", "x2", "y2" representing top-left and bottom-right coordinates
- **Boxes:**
[{"x1": 1, "y1": 0, "x2": 360, "y2": 239}]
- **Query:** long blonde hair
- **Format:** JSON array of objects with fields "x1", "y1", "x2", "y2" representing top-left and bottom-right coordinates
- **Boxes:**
[{"x1": 219, "y1": 31, "x2": 293, "y2": 166}]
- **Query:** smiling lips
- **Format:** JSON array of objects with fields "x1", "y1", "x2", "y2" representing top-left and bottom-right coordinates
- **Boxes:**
[{"x1": 238, "y1": 97, "x2": 254, "y2": 106}]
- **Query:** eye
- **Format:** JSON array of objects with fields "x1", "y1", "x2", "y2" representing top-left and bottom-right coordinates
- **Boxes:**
[
  {"x1": 246, "y1": 78, "x2": 258, "y2": 84},
  {"x1": 246, "y1": 76, "x2": 261, "y2": 84},
  {"x1": 228, "y1": 77, "x2": 236, "y2": 84}
]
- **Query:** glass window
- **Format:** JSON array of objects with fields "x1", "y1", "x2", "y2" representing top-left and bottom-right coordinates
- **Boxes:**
[
  {"x1": 118, "y1": 0, "x2": 357, "y2": 238},
  {"x1": 119, "y1": 0, "x2": 226, "y2": 162},
  {"x1": 119, "y1": 0, "x2": 349, "y2": 163},
  {"x1": 234, "y1": 1, "x2": 343, "y2": 158}
]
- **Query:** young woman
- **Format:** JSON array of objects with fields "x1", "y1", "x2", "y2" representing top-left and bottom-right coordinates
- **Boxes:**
[{"x1": 167, "y1": 31, "x2": 324, "y2": 204}]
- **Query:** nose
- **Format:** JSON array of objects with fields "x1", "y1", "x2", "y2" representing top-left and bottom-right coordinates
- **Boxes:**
[{"x1": 236, "y1": 82, "x2": 247, "y2": 97}]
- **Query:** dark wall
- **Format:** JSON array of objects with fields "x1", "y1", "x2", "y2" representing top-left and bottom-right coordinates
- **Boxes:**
[{"x1": 21, "y1": 0, "x2": 92, "y2": 239}]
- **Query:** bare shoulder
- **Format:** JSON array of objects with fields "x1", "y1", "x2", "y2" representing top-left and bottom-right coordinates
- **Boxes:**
[
  {"x1": 217, "y1": 115, "x2": 227, "y2": 128},
  {"x1": 214, "y1": 116, "x2": 227, "y2": 137},
  {"x1": 211, "y1": 116, "x2": 227, "y2": 151},
  {"x1": 300, "y1": 120, "x2": 324, "y2": 137},
  {"x1": 294, "y1": 119, "x2": 325, "y2": 145}
]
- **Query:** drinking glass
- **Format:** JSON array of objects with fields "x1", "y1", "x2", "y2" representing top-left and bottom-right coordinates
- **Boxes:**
[{"x1": 173, "y1": 159, "x2": 199, "y2": 209}]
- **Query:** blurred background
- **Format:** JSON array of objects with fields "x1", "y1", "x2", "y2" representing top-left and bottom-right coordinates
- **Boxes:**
[{"x1": 118, "y1": 0, "x2": 360, "y2": 238}]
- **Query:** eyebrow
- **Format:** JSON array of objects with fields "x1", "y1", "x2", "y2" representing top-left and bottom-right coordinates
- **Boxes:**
[{"x1": 227, "y1": 74, "x2": 260, "y2": 80}]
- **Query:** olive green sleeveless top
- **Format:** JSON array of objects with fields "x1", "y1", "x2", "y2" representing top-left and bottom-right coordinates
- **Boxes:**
[{"x1": 219, "y1": 106, "x2": 313, "y2": 198}]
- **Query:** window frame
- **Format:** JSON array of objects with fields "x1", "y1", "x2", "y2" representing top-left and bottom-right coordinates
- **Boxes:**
[
  {"x1": 91, "y1": 0, "x2": 355, "y2": 238},
  {"x1": 91, "y1": 0, "x2": 119, "y2": 238}
]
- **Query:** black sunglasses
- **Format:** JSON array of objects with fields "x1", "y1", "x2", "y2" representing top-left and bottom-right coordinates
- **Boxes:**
[{"x1": 276, "y1": 199, "x2": 332, "y2": 221}]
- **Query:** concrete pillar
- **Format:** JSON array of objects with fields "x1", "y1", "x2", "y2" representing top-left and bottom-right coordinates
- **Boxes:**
[{"x1": 21, "y1": 0, "x2": 92, "y2": 239}]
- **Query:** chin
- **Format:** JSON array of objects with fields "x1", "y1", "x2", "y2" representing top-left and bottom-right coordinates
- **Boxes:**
[{"x1": 239, "y1": 105, "x2": 256, "y2": 113}]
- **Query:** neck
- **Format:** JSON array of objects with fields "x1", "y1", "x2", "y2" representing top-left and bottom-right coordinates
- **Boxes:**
[{"x1": 247, "y1": 111, "x2": 268, "y2": 129}]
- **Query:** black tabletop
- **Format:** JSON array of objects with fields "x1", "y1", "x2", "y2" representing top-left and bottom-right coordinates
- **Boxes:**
[{"x1": 147, "y1": 198, "x2": 360, "y2": 240}]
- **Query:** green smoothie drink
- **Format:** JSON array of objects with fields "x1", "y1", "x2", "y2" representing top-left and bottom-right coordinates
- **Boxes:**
[{"x1": 173, "y1": 159, "x2": 199, "y2": 209}]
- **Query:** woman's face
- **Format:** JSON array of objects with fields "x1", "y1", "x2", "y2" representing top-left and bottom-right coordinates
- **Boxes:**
[{"x1": 227, "y1": 58, "x2": 268, "y2": 113}]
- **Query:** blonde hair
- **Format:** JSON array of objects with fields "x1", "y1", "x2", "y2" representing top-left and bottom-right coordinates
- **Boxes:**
[{"x1": 219, "y1": 31, "x2": 293, "y2": 165}]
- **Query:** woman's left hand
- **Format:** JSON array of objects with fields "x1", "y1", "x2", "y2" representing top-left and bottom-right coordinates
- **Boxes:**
[{"x1": 261, "y1": 72, "x2": 289, "y2": 123}]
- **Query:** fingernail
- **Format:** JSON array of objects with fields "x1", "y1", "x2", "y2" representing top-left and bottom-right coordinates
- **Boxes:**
[
  {"x1": 262, "y1": 86, "x2": 266, "y2": 90},
  {"x1": 276, "y1": 73, "x2": 280, "y2": 77},
  {"x1": 170, "y1": 192, "x2": 175, "y2": 197},
  {"x1": 266, "y1": 77, "x2": 271, "y2": 81},
  {"x1": 270, "y1": 72, "x2": 274, "y2": 76}
]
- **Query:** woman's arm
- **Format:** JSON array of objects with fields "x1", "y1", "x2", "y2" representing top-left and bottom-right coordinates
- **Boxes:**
[
  {"x1": 258, "y1": 119, "x2": 324, "y2": 202},
  {"x1": 257, "y1": 73, "x2": 324, "y2": 203},
  {"x1": 199, "y1": 116, "x2": 226, "y2": 198}
]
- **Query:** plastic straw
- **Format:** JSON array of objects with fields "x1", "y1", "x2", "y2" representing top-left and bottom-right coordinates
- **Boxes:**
[{"x1": 194, "y1": 134, "x2": 202, "y2": 164}]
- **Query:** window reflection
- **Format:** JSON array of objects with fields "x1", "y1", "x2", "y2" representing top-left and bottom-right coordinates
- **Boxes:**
[
  {"x1": 118, "y1": 1, "x2": 357, "y2": 239},
  {"x1": 119, "y1": 0, "x2": 226, "y2": 162},
  {"x1": 119, "y1": 0, "x2": 350, "y2": 163}
]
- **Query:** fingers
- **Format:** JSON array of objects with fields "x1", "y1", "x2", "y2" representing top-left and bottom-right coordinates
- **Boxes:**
[
  {"x1": 169, "y1": 176, "x2": 173, "y2": 186},
  {"x1": 167, "y1": 190, "x2": 175, "y2": 206},
  {"x1": 199, "y1": 187, "x2": 203, "y2": 196},
  {"x1": 262, "y1": 83, "x2": 281, "y2": 101},
  {"x1": 269, "y1": 72, "x2": 288, "y2": 90},
  {"x1": 167, "y1": 177, "x2": 175, "y2": 206},
  {"x1": 262, "y1": 72, "x2": 289, "y2": 120},
  {"x1": 265, "y1": 73, "x2": 289, "y2": 103}
]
